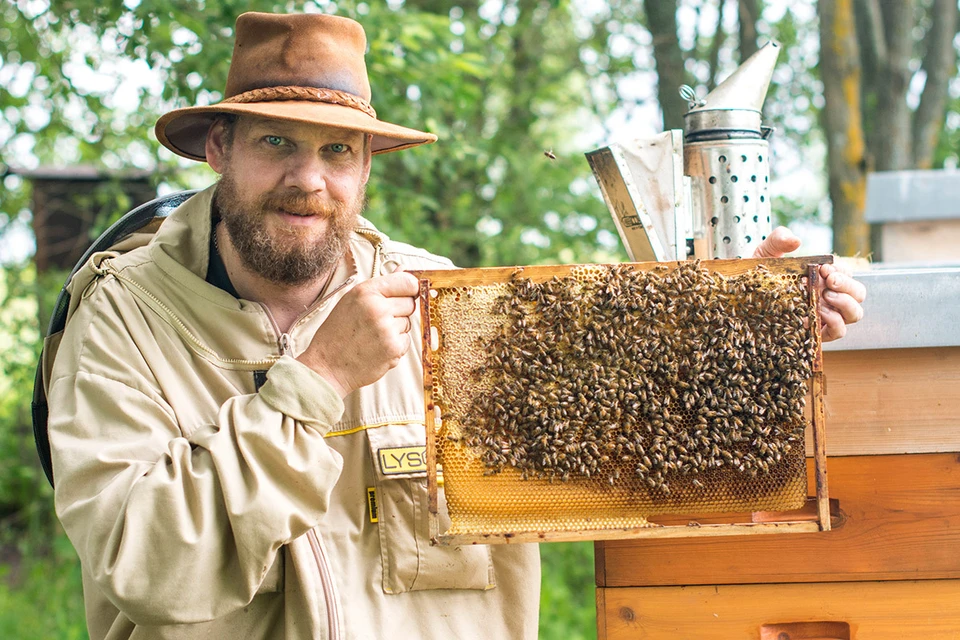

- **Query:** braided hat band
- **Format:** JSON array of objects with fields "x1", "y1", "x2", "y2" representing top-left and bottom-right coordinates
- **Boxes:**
[{"x1": 221, "y1": 86, "x2": 378, "y2": 120}]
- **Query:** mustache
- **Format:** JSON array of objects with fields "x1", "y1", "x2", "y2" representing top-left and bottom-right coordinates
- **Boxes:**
[{"x1": 260, "y1": 191, "x2": 344, "y2": 217}]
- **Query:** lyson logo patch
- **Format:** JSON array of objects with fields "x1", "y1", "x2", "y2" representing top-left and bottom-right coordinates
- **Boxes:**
[{"x1": 378, "y1": 445, "x2": 427, "y2": 475}]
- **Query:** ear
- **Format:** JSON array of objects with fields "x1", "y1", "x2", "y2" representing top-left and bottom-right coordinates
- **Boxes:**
[
  {"x1": 360, "y1": 134, "x2": 373, "y2": 186},
  {"x1": 205, "y1": 120, "x2": 229, "y2": 174}
]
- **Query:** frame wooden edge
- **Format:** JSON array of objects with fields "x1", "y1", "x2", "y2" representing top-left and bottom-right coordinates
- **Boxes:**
[
  {"x1": 408, "y1": 255, "x2": 834, "y2": 288},
  {"x1": 418, "y1": 260, "x2": 834, "y2": 544},
  {"x1": 812, "y1": 373, "x2": 830, "y2": 531},
  {"x1": 434, "y1": 522, "x2": 823, "y2": 546},
  {"x1": 420, "y1": 278, "x2": 439, "y2": 521},
  {"x1": 807, "y1": 264, "x2": 831, "y2": 532}
]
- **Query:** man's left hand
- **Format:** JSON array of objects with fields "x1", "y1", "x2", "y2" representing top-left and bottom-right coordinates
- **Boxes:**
[{"x1": 753, "y1": 227, "x2": 867, "y2": 342}]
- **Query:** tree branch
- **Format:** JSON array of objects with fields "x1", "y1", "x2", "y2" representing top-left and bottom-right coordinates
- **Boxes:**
[
  {"x1": 911, "y1": 0, "x2": 959, "y2": 168},
  {"x1": 643, "y1": 0, "x2": 687, "y2": 131},
  {"x1": 737, "y1": 0, "x2": 760, "y2": 62},
  {"x1": 707, "y1": 0, "x2": 728, "y2": 91},
  {"x1": 871, "y1": 0, "x2": 914, "y2": 171}
]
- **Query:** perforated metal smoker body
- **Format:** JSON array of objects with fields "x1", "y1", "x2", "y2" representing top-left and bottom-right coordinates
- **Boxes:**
[
  {"x1": 415, "y1": 256, "x2": 832, "y2": 544},
  {"x1": 684, "y1": 140, "x2": 774, "y2": 259}
]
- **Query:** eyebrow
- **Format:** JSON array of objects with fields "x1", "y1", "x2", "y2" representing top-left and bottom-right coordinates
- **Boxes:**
[{"x1": 246, "y1": 119, "x2": 362, "y2": 142}]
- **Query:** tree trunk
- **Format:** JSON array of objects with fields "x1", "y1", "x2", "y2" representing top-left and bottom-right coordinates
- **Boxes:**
[
  {"x1": 853, "y1": 0, "x2": 884, "y2": 171},
  {"x1": 643, "y1": 0, "x2": 688, "y2": 131},
  {"x1": 818, "y1": 0, "x2": 870, "y2": 257},
  {"x1": 737, "y1": 0, "x2": 760, "y2": 62},
  {"x1": 706, "y1": 0, "x2": 729, "y2": 92},
  {"x1": 911, "y1": 0, "x2": 959, "y2": 168},
  {"x1": 870, "y1": 0, "x2": 914, "y2": 171}
]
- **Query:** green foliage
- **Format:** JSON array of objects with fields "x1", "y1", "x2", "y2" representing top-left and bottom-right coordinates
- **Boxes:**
[
  {"x1": 1, "y1": 0, "x2": 632, "y2": 268},
  {"x1": 540, "y1": 542, "x2": 597, "y2": 640},
  {"x1": 0, "y1": 265, "x2": 53, "y2": 531},
  {"x1": 0, "y1": 529, "x2": 87, "y2": 639},
  {"x1": 0, "y1": 263, "x2": 81, "y2": 633}
]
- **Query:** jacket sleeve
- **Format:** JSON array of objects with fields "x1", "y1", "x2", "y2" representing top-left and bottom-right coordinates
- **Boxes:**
[{"x1": 49, "y1": 344, "x2": 345, "y2": 626}]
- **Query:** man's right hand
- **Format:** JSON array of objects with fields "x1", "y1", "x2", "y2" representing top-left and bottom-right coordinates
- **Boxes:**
[{"x1": 297, "y1": 271, "x2": 420, "y2": 398}]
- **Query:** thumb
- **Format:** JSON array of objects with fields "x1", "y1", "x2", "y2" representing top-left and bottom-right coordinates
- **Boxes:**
[{"x1": 753, "y1": 226, "x2": 801, "y2": 258}]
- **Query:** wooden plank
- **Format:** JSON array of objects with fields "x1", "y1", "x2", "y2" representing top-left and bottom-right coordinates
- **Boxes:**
[
  {"x1": 881, "y1": 219, "x2": 960, "y2": 263},
  {"x1": 409, "y1": 254, "x2": 833, "y2": 288},
  {"x1": 596, "y1": 453, "x2": 960, "y2": 587},
  {"x1": 807, "y1": 347, "x2": 960, "y2": 456},
  {"x1": 435, "y1": 521, "x2": 821, "y2": 546},
  {"x1": 596, "y1": 587, "x2": 608, "y2": 640},
  {"x1": 600, "y1": 580, "x2": 960, "y2": 640},
  {"x1": 595, "y1": 537, "x2": 607, "y2": 588}
]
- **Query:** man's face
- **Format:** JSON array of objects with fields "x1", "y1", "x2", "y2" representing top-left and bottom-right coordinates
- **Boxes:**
[{"x1": 206, "y1": 115, "x2": 371, "y2": 286}]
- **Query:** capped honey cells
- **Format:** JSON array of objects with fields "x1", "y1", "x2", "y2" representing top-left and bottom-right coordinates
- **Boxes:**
[{"x1": 425, "y1": 260, "x2": 819, "y2": 535}]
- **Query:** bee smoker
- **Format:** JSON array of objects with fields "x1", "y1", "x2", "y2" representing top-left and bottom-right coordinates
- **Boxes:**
[{"x1": 586, "y1": 42, "x2": 781, "y2": 261}]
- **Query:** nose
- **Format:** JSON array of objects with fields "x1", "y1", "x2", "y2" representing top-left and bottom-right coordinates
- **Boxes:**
[{"x1": 283, "y1": 150, "x2": 327, "y2": 193}]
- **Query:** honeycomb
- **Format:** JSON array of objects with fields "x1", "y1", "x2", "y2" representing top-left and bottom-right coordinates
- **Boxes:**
[{"x1": 426, "y1": 260, "x2": 817, "y2": 536}]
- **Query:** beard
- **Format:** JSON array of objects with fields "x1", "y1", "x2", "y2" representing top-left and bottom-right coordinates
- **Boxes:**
[{"x1": 213, "y1": 169, "x2": 365, "y2": 286}]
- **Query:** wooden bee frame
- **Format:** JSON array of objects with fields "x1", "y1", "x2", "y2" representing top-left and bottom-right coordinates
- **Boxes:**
[{"x1": 414, "y1": 256, "x2": 833, "y2": 545}]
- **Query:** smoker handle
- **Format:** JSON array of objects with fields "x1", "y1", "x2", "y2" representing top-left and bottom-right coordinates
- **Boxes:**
[{"x1": 760, "y1": 621, "x2": 851, "y2": 640}]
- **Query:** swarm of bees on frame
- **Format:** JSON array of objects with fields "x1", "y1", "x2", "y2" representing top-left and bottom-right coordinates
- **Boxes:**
[{"x1": 453, "y1": 261, "x2": 815, "y2": 496}]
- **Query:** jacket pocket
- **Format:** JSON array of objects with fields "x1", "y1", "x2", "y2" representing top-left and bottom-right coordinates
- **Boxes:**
[{"x1": 367, "y1": 424, "x2": 495, "y2": 594}]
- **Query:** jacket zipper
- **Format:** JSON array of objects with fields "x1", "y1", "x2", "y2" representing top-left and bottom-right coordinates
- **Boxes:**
[
  {"x1": 307, "y1": 529, "x2": 342, "y2": 640},
  {"x1": 104, "y1": 266, "x2": 277, "y2": 368},
  {"x1": 258, "y1": 279, "x2": 358, "y2": 640},
  {"x1": 258, "y1": 276, "x2": 355, "y2": 356}
]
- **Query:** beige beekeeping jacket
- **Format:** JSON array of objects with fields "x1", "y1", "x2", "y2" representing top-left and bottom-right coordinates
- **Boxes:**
[{"x1": 46, "y1": 187, "x2": 540, "y2": 640}]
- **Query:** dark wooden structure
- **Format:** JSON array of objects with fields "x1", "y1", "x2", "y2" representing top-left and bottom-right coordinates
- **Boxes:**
[{"x1": 18, "y1": 166, "x2": 154, "y2": 272}]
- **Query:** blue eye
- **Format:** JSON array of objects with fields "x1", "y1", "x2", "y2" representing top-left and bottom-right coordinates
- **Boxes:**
[
  {"x1": 265, "y1": 135, "x2": 283, "y2": 146},
  {"x1": 330, "y1": 143, "x2": 348, "y2": 153}
]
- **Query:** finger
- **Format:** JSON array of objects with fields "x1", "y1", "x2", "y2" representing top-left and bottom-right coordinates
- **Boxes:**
[
  {"x1": 823, "y1": 290, "x2": 864, "y2": 324},
  {"x1": 384, "y1": 296, "x2": 417, "y2": 318},
  {"x1": 753, "y1": 226, "x2": 801, "y2": 258},
  {"x1": 825, "y1": 271, "x2": 867, "y2": 304},
  {"x1": 393, "y1": 316, "x2": 413, "y2": 334},
  {"x1": 370, "y1": 271, "x2": 420, "y2": 298},
  {"x1": 819, "y1": 306, "x2": 846, "y2": 342}
]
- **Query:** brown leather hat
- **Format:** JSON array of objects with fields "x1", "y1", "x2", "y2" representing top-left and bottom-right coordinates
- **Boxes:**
[{"x1": 155, "y1": 12, "x2": 437, "y2": 161}]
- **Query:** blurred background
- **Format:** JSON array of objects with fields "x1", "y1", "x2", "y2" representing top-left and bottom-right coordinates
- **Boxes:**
[{"x1": 1, "y1": 0, "x2": 958, "y2": 637}]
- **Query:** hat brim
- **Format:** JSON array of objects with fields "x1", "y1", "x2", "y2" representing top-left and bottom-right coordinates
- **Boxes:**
[{"x1": 155, "y1": 101, "x2": 437, "y2": 162}]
